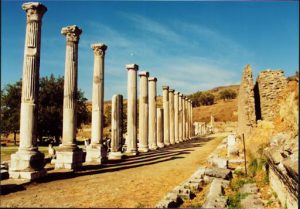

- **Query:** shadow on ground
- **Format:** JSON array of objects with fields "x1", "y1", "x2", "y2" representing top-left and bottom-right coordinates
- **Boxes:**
[{"x1": 0, "y1": 136, "x2": 214, "y2": 195}]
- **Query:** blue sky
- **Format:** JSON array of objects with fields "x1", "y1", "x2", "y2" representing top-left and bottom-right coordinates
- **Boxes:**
[{"x1": 2, "y1": 1, "x2": 299, "y2": 100}]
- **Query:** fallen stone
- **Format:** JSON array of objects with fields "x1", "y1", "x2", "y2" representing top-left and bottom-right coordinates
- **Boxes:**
[
  {"x1": 209, "y1": 157, "x2": 228, "y2": 169},
  {"x1": 202, "y1": 178, "x2": 229, "y2": 208},
  {"x1": 240, "y1": 194, "x2": 264, "y2": 209},
  {"x1": 204, "y1": 167, "x2": 233, "y2": 180},
  {"x1": 173, "y1": 186, "x2": 193, "y2": 200},
  {"x1": 239, "y1": 183, "x2": 259, "y2": 194}
]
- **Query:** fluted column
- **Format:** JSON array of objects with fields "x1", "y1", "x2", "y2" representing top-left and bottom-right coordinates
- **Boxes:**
[
  {"x1": 162, "y1": 86, "x2": 170, "y2": 146},
  {"x1": 138, "y1": 71, "x2": 149, "y2": 152},
  {"x1": 108, "y1": 94, "x2": 123, "y2": 160},
  {"x1": 86, "y1": 43, "x2": 107, "y2": 163},
  {"x1": 55, "y1": 25, "x2": 83, "y2": 169},
  {"x1": 148, "y1": 77, "x2": 158, "y2": 150},
  {"x1": 157, "y1": 108, "x2": 164, "y2": 148},
  {"x1": 190, "y1": 100, "x2": 193, "y2": 137},
  {"x1": 125, "y1": 64, "x2": 138, "y2": 156},
  {"x1": 10, "y1": 2, "x2": 47, "y2": 180},
  {"x1": 174, "y1": 92, "x2": 179, "y2": 143},
  {"x1": 169, "y1": 89, "x2": 175, "y2": 145},
  {"x1": 178, "y1": 93, "x2": 183, "y2": 142}
]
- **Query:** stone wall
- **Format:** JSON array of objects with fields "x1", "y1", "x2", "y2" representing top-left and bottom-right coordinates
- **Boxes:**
[
  {"x1": 255, "y1": 70, "x2": 287, "y2": 121},
  {"x1": 237, "y1": 64, "x2": 256, "y2": 136}
]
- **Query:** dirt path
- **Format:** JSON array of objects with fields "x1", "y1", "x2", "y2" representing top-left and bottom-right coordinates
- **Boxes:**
[{"x1": 0, "y1": 134, "x2": 225, "y2": 208}]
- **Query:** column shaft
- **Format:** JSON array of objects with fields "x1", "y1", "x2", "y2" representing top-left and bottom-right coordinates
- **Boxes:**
[
  {"x1": 138, "y1": 72, "x2": 149, "y2": 152},
  {"x1": 178, "y1": 94, "x2": 183, "y2": 142},
  {"x1": 126, "y1": 64, "x2": 138, "y2": 155},
  {"x1": 157, "y1": 108, "x2": 164, "y2": 148},
  {"x1": 182, "y1": 97, "x2": 186, "y2": 140},
  {"x1": 10, "y1": 2, "x2": 47, "y2": 180},
  {"x1": 148, "y1": 77, "x2": 158, "y2": 150},
  {"x1": 169, "y1": 89, "x2": 175, "y2": 145},
  {"x1": 162, "y1": 86, "x2": 170, "y2": 146},
  {"x1": 91, "y1": 44, "x2": 107, "y2": 145},
  {"x1": 174, "y1": 92, "x2": 179, "y2": 143}
]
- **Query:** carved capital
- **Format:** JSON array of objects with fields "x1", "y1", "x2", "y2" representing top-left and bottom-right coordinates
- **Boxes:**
[
  {"x1": 91, "y1": 43, "x2": 107, "y2": 57},
  {"x1": 139, "y1": 71, "x2": 149, "y2": 77},
  {"x1": 61, "y1": 25, "x2": 82, "y2": 43},
  {"x1": 162, "y1": 85, "x2": 169, "y2": 91},
  {"x1": 169, "y1": 89, "x2": 175, "y2": 93},
  {"x1": 148, "y1": 77, "x2": 157, "y2": 82},
  {"x1": 126, "y1": 64, "x2": 139, "y2": 71},
  {"x1": 22, "y1": 2, "x2": 47, "y2": 22}
]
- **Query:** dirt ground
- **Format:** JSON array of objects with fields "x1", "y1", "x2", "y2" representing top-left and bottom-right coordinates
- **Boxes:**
[{"x1": 0, "y1": 134, "x2": 225, "y2": 208}]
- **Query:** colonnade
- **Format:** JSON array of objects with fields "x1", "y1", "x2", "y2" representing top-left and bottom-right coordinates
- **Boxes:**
[{"x1": 9, "y1": 2, "x2": 194, "y2": 180}]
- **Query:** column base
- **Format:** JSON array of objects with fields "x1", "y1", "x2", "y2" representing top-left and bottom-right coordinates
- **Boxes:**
[
  {"x1": 149, "y1": 145, "x2": 158, "y2": 150},
  {"x1": 123, "y1": 151, "x2": 138, "y2": 156},
  {"x1": 85, "y1": 144, "x2": 107, "y2": 164},
  {"x1": 108, "y1": 151, "x2": 123, "y2": 160},
  {"x1": 175, "y1": 140, "x2": 180, "y2": 144},
  {"x1": 157, "y1": 143, "x2": 165, "y2": 148},
  {"x1": 9, "y1": 150, "x2": 46, "y2": 180},
  {"x1": 164, "y1": 142, "x2": 170, "y2": 146},
  {"x1": 55, "y1": 146, "x2": 83, "y2": 169},
  {"x1": 138, "y1": 147, "x2": 149, "y2": 153},
  {"x1": 170, "y1": 141, "x2": 175, "y2": 145}
]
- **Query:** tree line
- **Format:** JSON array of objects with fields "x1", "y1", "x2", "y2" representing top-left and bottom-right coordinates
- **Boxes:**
[
  {"x1": 1, "y1": 74, "x2": 89, "y2": 145},
  {"x1": 188, "y1": 89, "x2": 237, "y2": 107}
]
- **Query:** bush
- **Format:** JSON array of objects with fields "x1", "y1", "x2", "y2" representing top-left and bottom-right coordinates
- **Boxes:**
[
  {"x1": 219, "y1": 89, "x2": 237, "y2": 101},
  {"x1": 189, "y1": 91, "x2": 215, "y2": 107}
]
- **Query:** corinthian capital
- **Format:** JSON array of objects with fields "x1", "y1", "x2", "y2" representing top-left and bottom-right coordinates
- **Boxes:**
[
  {"x1": 91, "y1": 43, "x2": 107, "y2": 57},
  {"x1": 22, "y1": 2, "x2": 47, "y2": 22},
  {"x1": 61, "y1": 25, "x2": 82, "y2": 43}
]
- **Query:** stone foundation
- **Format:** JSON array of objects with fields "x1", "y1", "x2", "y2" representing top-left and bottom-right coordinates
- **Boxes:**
[{"x1": 55, "y1": 148, "x2": 83, "y2": 169}]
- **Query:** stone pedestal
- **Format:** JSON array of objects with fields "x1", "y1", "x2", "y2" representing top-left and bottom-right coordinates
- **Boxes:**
[
  {"x1": 138, "y1": 71, "x2": 149, "y2": 152},
  {"x1": 55, "y1": 25, "x2": 83, "y2": 169},
  {"x1": 109, "y1": 94, "x2": 123, "y2": 160},
  {"x1": 125, "y1": 64, "x2": 139, "y2": 156},
  {"x1": 9, "y1": 2, "x2": 47, "y2": 180},
  {"x1": 86, "y1": 43, "x2": 108, "y2": 163},
  {"x1": 169, "y1": 89, "x2": 175, "y2": 145},
  {"x1": 157, "y1": 108, "x2": 164, "y2": 148},
  {"x1": 162, "y1": 86, "x2": 170, "y2": 146},
  {"x1": 149, "y1": 77, "x2": 158, "y2": 150},
  {"x1": 174, "y1": 92, "x2": 179, "y2": 143}
]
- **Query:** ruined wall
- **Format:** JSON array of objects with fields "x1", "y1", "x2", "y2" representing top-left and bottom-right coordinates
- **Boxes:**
[
  {"x1": 256, "y1": 70, "x2": 287, "y2": 121},
  {"x1": 237, "y1": 64, "x2": 256, "y2": 136}
]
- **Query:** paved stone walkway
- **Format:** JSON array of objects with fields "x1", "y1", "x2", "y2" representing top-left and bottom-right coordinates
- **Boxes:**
[{"x1": 0, "y1": 134, "x2": 226, "y2": 208}]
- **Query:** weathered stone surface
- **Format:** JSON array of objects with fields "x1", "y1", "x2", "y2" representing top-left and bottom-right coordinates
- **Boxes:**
[
  {"x1": 208, "y1": 156, "x2": 228, "y2": 169},
  {"x1": 173, "y1": 186, "x2": 193, "y2": 200},
  {"x1": 202, "y1": 178, "x2": 229, "y2": 209},
  {"x1": 155, "y1": 192, "x2": 183, "y2": 208},
  {"x1": 256, "y1": 69, "x2": 287, "y2": 121},
  {"x1": 237, "y1": 64, "x2": 256, "y2": 136},
  {"x1": 204, "y1": 167, "x2": 232, "y2": 180},
  {"x1": 239, "y1": 184, "x2": 264, "y2": 209}
]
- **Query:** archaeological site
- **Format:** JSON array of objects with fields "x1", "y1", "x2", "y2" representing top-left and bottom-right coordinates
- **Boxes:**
[{"x1": 1, "y1": 1, "x2": 298, "y2": 209}]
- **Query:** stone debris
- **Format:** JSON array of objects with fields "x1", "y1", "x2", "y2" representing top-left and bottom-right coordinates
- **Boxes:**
[
  {"x1": 202, "y1": 178, "x2": 229, "y2": 209},
  {"x1": 204, "y1": 167, "x2": 233, "y2": 180},
  {"x1": 239, "y1": 183, "x2": 264, "y2": 209}
]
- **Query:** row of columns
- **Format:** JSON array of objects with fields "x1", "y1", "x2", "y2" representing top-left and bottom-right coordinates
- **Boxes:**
[{"x1": 9, "y1": 2, "x2": 194, "y2": 180}]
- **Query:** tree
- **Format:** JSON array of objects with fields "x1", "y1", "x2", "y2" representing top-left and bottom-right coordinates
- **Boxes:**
[
  {"x1": 1, "y1": 81, "x2": 22, "y2": 145},
  {"x1": 1, "y1": 74, "x2": 89, "y2": 145},
  {"x1": 219, "y1": 89, "x2": 237, "y2": 101},
  {"x1": 189, "y1": 91, "x2": 215, "y2": 107}
]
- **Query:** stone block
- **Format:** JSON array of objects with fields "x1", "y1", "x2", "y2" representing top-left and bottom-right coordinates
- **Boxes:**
[
  {"x1": 0, "y1": 169, "x2": 9, "y2": 180},
  {"x1": 173, "y1": 186, "x2": 193, "y2": 200},
  {"x1": 55, "y1": 149, "x2": 83, "y2": 169},
  {"x1": 85, "y1": 144, "x2": 107, "y2": 164},
  {"x1": 204, "y1": 167, "x2": 232, "y2": 180},
  {"x1": 108, "y1": 151, "x2": 123, "y2": 160},
  {"x1": 209, "y1": 157, "x2": 228, "y2": 169},
  {"x1": 9, "y1": 169, "x2": 46, "y2": 180},
  {"x1": 202, "y1": 178, "x2": 228, "y2": 209}
]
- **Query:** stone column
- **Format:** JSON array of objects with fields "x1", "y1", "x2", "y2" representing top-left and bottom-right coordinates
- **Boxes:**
[
  {"x1": 148, "y1": 77, "x2": 158, "y2": 150},
  {"x1": 138, "y1": 71, "x2": 149, "y2": 152},
  {"x1": 178, "y1": 93, "x2": 183, "y2": 142},
  {"x1": 185, "y1": 98, "x2": 190, "y2": 140},
  {"x1": 55, "y1": 25, "x2": 83, "y2": 169},
  {"x1": 190, "y1": 100, "x2": 194, "y2": 137},
  {"x1": 86, "y1": 43, "x2": 107, "y2": 163},
  {"x1": 10, "y1": 2, "x2": 47, "y2": 180},
  {"x1": 108, "y1": 94, "x2": 123, "y2": 160},
  {"x1": 125, "y1": 64, "x2": 138, "y2": 156},
  {"x1": 174, "y1": 91, "x2": 179, "y2": 143},
  {"x1": 157, "y1": 108, "x2": 164, "y2": 148},
  {"x1": 162, "y1": 86, "x2": 170, "y2": 146},
  {"x1": 182, "y1": 96, "x2": 186, "y2": 141},
  {"x1": 169, "y1": 89, "x2": 175, "y2": 145}
]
